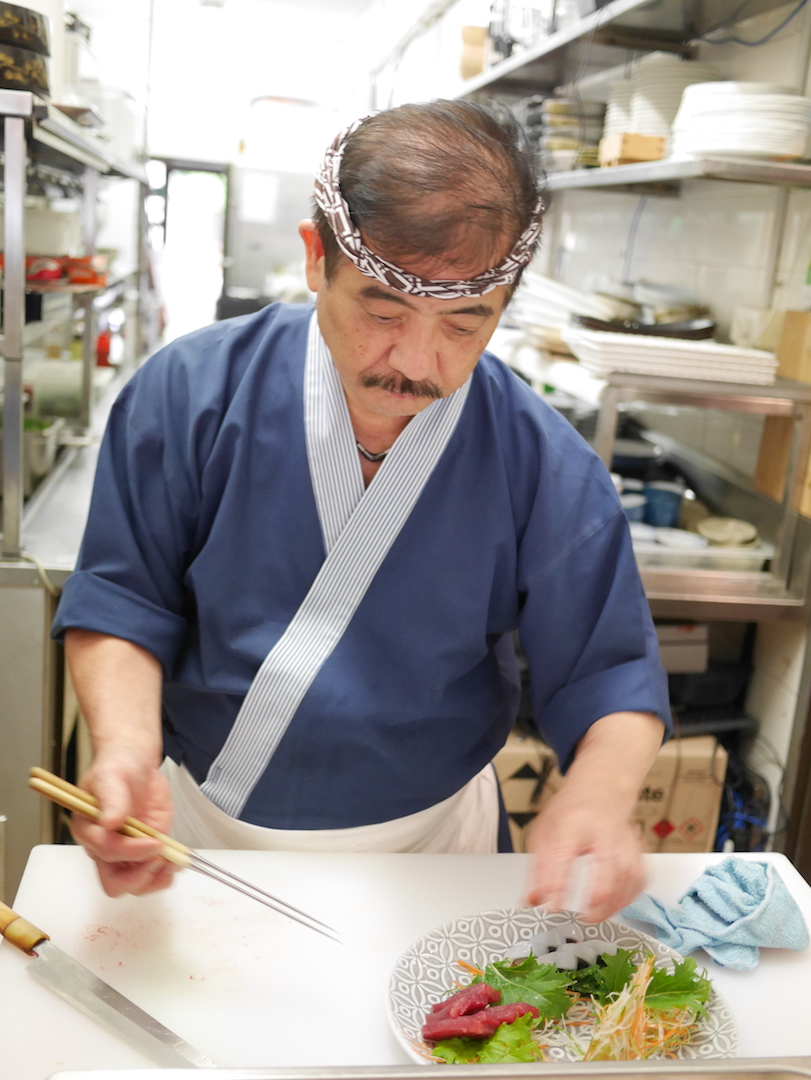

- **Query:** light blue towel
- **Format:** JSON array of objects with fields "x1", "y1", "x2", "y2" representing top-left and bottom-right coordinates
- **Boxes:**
[{"x1": 622, "y1": 856, "x2": 809, "y2": 970}]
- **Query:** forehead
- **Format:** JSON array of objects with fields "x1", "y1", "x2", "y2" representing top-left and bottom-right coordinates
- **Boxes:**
[
  {"x1": 357, "y1": 281, "x2": 501, "y2": 316},
  {"x1": 330, "y1": 259, "x2": 508, "y2": 314}
]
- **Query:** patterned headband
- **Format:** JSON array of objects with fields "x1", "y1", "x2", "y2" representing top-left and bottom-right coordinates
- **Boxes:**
[{"x1": 313, "y1": 116, "x2": 544, "y2": 300}]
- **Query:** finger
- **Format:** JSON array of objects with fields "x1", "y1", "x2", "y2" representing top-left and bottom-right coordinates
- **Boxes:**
[
  {"x1": 72, "y1": 817, "x2": 163, "y2": 864},
  {"x1": 582, "y1": 854, "x2": 644, "y2": 923},
  {"x1": 92, "y1": 856, "x2": 173, "y2": 898},
  {"x1": 525, "y1": 848, "x2": 578, "y2": 912},
  {"x1": 125, "y1": 859, "x2": 178, "y2": 896}
]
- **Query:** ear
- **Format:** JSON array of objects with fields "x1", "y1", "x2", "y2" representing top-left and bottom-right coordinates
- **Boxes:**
[{"x1": 299, "y1": 219, "x2": 325, "y2": 292}]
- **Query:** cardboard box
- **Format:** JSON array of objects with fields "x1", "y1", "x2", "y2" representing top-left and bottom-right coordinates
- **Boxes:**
[
  {"x1": 599, "y1": 133, "x2": 666, "y2": 167},
  {"x1": 655, "y1": 622, "x2": 709, "y2": 673},
  {"x1": 494, "y1": 729, "x2": 727, "y2": 854}
]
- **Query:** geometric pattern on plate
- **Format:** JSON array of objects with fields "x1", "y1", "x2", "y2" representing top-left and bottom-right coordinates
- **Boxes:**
[{"x1": 387, "y1": 908, "x2": 738, "y2": 1065}]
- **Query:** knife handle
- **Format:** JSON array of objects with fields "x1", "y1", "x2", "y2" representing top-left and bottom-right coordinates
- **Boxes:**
[{"x1": 0, "y1": 900, "x2": 49, "y2": 954}]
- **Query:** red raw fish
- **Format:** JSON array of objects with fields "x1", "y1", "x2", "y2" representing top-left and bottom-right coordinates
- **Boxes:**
[{"x1": 430, "y1": 982, "x2": 501, "y2": 1018}]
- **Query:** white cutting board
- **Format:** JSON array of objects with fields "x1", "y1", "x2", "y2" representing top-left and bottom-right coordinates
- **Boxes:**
[
  {"x1": 0, "y1": 846, "x2": 533, "y2": 1077},
  {"x1": 3, "y1": 848, "x2": 811, "y2": 1078}
]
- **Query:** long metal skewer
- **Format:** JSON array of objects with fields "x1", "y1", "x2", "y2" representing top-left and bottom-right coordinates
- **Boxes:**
[
  {"x1": 28, "y1": 768, "x2": 342, "y2": 944},
  {"x1": 185, "y1": 856, "x2": 341, "y2": 942}
]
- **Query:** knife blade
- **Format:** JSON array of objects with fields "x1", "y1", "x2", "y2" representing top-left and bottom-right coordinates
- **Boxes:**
[{"x1": 0, "y1": 900, "x2": 216, "y2": 1068}]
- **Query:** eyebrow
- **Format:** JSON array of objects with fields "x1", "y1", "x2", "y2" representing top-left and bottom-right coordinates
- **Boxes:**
[{"x1": 359, "y1": 284, "x2": 495, "y2": 318}]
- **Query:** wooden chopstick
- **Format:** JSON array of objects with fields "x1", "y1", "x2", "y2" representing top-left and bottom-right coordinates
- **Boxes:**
[
  {"x1": 28, "y1": 768, "x2": 192, "y2": 868},
  {"x1": 28, "y1": 766, "x2": 342, "y2": 941}
]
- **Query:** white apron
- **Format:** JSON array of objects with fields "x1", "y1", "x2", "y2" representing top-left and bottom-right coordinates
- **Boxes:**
[
  {"x1": 179, "y1": 313, "x2": 499, "y2": 853},
  {"x1": 164, "y1": 758, "x2": 499, "y2": 853}
]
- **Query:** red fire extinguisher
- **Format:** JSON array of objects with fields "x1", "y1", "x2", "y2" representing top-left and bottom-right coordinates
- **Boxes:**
[{"x1": 96, "y1": 328, "x2": 112, "y2": 366}]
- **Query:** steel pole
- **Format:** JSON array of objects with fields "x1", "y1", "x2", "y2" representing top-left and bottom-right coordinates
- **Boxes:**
[{"x1": 2, "y1": 115, "x2": 26, "y2": 559}]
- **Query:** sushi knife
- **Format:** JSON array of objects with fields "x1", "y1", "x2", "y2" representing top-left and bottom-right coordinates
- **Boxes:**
[{"x1": 0, "y1": 899, "x2": 216, "y2": 1068}]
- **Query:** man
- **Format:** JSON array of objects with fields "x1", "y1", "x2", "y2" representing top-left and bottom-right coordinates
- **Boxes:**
[{"x1": 53, "y1": 100, "x2": 670, "y2": 921}]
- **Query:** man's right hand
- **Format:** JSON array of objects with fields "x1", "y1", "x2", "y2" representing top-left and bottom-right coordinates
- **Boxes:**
[
  {"x1": 72, "y1": 748, "x2": 178, "y2": 896},
  {"x1": 64, "y1": 629, "x2": 172, "y2": 897}
]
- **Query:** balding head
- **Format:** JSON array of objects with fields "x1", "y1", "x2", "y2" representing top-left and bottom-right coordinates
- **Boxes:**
[{"x1": 313, "y1": 100, "x2": 542, "y2": 289}]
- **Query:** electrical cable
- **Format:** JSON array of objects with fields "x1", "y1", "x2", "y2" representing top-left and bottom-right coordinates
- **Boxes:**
[
  {"x1": 696, "y1": 0, "x2": 810, "y2": 46},
  {"x1": 621, "y1": 195, "x2": 648, "y2": 284},
  {"x1": 715, "y1": 755, "x2": 772, "y2": 852},
  {"x1": 569, "y1": 3, "x2": 614, "y2": 155},
  {"x1": 696, "y1": 0, "x2": 759, "y2": 39}
]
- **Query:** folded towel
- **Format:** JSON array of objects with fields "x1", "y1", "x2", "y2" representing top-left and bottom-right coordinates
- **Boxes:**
[{"x1": 622, "y1": 856, "x2": 809, "y2": 970}]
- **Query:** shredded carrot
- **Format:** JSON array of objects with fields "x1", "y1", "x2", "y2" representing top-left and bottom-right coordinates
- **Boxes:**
[
  {"x1": 456, "y1": 959, "x2": 485, "y2": 976},
  {"x1": 581, "y1": 957, "x2": 699, "y2": 1061}
]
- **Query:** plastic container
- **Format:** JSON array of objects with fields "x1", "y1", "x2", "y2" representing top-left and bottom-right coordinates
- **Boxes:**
[
  {"x1": 0, "y1": 415, "x2": 63, "y2": 496},
  {"x1": 644, "y1": 481, "x2": 684, "y2": 527},
  {"x1": 620, "y1": 493, "x2": 646, "y2": 522}
]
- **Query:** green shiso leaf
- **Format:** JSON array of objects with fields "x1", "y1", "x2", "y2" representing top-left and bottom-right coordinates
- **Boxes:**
[
  {"x1": 432, "y1": 1013, "x2": 543, "y2": 1063},
  {"x1": 470, "y1": 956, "x2": 572, "y2": 1019},
  {"x1": 645, "y1": 956, "x2": 712, "y2": 1017}
]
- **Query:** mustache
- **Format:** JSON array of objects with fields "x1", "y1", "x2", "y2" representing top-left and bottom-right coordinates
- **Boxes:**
[{"x1": 360, "y1": 373, "x2": 443, "y2": 399}]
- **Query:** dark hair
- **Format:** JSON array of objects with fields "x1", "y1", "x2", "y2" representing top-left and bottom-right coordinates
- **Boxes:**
[{"x1": 312, "y1": 99, "x2": 542, "y2": 288}]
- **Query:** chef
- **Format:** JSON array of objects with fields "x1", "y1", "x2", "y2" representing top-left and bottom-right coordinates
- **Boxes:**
[{"x1": 53, "y1": 100, "x2": 670, "y2": 922}]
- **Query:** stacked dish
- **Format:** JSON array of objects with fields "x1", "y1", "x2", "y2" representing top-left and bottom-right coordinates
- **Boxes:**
[
  {"x1": 510, "y1": 272, "x2": 620, "y2": 332},
  {"x1": 671, "y1": 82, "x2": 811, "y2": 159},
  {"x1": 629, "y1": 53, "x2": 718, "y2": 137},
  {"x1": 561, "y1": 325, "x2": 778, "y2": 385},
  {"x1": 603, "y1": 80, "x2": 632, "y2": 138},
  {"x1": 519, "y1": 95, "x2": 606, "y2": 172}
]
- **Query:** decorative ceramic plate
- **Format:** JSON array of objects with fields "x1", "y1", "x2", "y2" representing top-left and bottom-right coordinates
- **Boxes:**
[{"x1": 387, "y1": 908, "x2": 738, "y2": 1064}]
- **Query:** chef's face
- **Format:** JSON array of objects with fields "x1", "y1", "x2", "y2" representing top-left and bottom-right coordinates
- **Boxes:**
[{"x1": 299, "y1": 220, "x2": 509, "y2": 423}]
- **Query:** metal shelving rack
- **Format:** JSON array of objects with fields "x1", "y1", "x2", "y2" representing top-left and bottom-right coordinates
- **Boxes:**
[
  {"x1": 0, "y1": 88, "x2": 146, "y2": 561},
  {"x1": 545, "y1": 156, "x2": 811, "y2": 192},
  {"x1": 593, "y1": 373, "x2": 811, "y2": 619},
  {"x1": 0, "y1": 86, "x2": 147, "y2": 902},
  {"x1": 455, "y1": 0, "x2": 799, "y2": 100}
]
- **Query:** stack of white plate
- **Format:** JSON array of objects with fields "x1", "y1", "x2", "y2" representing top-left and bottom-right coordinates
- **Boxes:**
[
  {"x1": 672, "y1": 82, "x2": 811, "y2": 159},
  {"x1": 629, "y1": 53, "x2": 719, "y2": 137},
  {"x1": 603, "y1": 80, "x2": 633, "y2": 138},
  {"x1": 561, "y1": 325, "x2": 778, "y2": 385},
  {"x1": 510, "y1": 272, "x2": 620, "y2": 331}
]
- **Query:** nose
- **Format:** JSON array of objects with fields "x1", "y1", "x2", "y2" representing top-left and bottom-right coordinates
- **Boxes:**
[{"x1": 388, "y1": 320, "x2": 440, "y2": 382}]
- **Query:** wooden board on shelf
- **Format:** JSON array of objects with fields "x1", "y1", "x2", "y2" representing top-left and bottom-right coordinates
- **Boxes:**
[
  {"x1": 754, "y1": 310, "x2": 811, "y2": 514},
  {"x1": 599, "y1": 132, "x2": 666, "y2": 167}
]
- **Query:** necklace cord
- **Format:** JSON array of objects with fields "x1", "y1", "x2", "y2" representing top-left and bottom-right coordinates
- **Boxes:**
[{"x1": 356, "y1": 440, "x2": 390, "y2": 462}]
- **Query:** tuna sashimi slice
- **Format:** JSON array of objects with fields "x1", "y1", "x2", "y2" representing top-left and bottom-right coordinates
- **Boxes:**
[
  {"x1": 429, "y1": 982, "x2": 501, "y2": 1018},
  {"x1": 422, "y1": 1000, "x2": 539, "y2": 1042}
]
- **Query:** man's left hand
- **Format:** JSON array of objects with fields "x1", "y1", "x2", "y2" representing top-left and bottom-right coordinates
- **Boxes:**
[{"x1": 523, "y1": 711, "x2": 665, "y2": 922}]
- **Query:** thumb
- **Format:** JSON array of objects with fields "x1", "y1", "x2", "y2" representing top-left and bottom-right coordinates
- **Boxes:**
[{"x1": 90, "y1": 772, "x2": 134, "y2": 831}]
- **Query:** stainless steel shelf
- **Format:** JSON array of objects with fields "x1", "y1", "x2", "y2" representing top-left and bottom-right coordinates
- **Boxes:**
[
  {"x1": 457, "y1": 0, "x2": 688, "y2": 97},
  {"x1": 456, "y1": 0, "x2": 799, "y2": 98},
  {"x1": 643, "y1": 567, "x2": 807, "y2": 621},
  {"x1": 32, "y1": 102, "x2": 147, "y2": 183},
  {"x1": 545, "y1": 157, "x2": 811, "y2": 191},
  {"x1": 0, "y1": 91, "x2": 146, "y2": 182}
]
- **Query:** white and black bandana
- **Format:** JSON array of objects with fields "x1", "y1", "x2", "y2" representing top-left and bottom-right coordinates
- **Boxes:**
[{"x1": 313, "y1": 116, "x2": 544, "y2": 301}]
